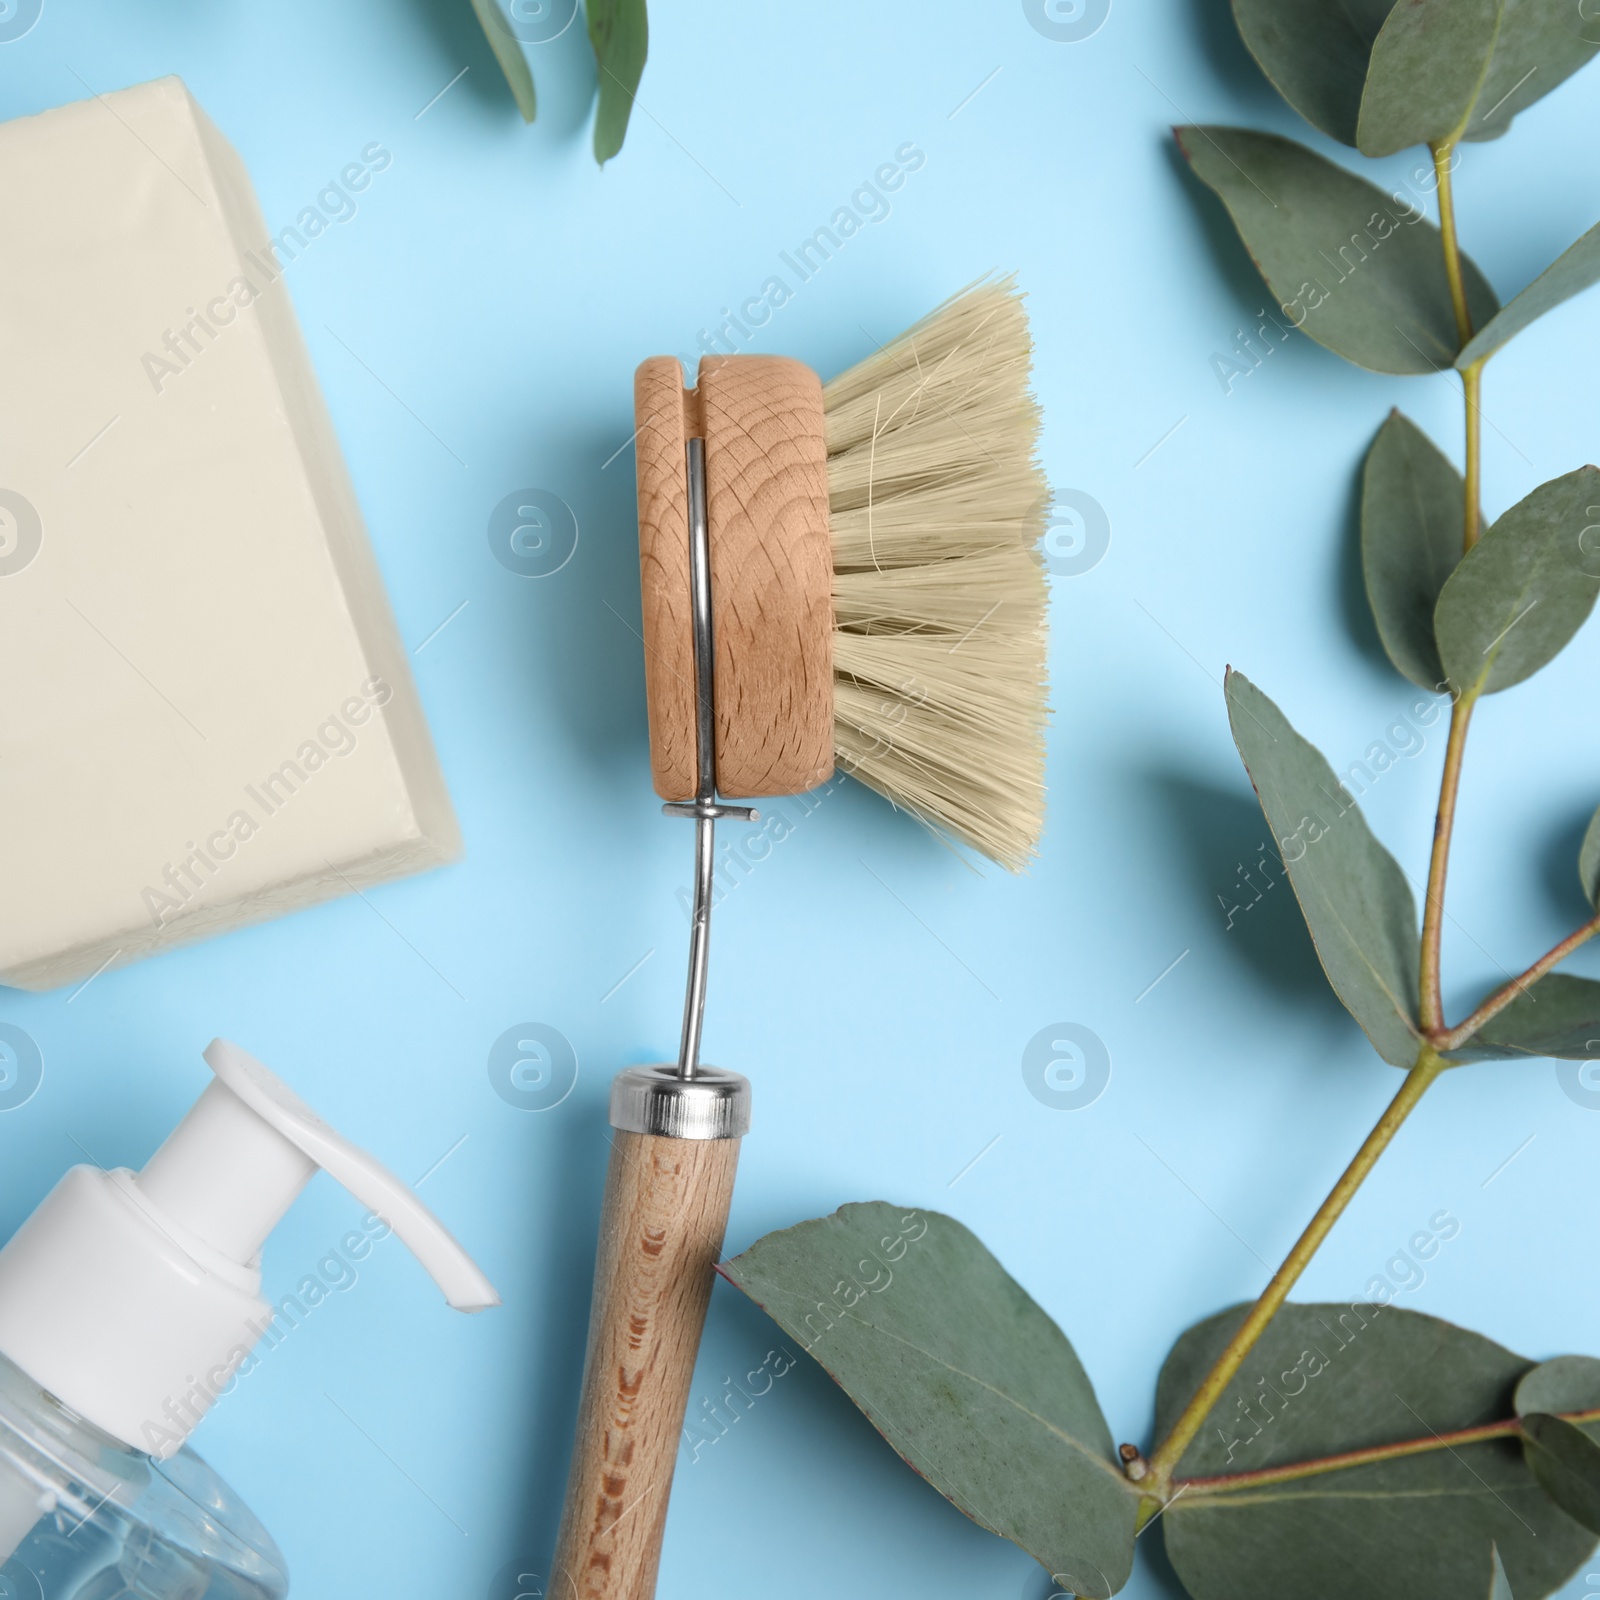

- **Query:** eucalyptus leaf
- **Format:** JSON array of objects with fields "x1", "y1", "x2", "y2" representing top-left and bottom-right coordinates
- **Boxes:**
[
  {"x1": 1230, "y1": 0, "x2": 1396, "y2": 145},
  {"x1": 1462, "y1": 0, "x2": 1600, "y2": 141},
  {"x1": 1516, "y1": 1354, "x2": 1600, "y2": 1533},
  {"x1": 587, "y1": 0, "x2": 647, "y2": 165},
  {"x1": 1357, "y1": 0, "x2": 1504, "y2": 158},
  {"x1": 1175, "y1": 127, "x2": 1499, "y2": 374},
  {"x1": 1516, "y1": 1354, "x2": 1600, "y2": 1417},
  {"x1": 1362, "y1": 410, "x2": 1466, "y2": 687},
  {"x1": 1226, "y1": 671, "x2": 1422, "y2": 1066},
  {"x1": 1522, "y1": 1415, "x2": 1600, "y2": 1532},
  {"x1": 1581, "y1": 807, "x2": 1600, "y2": 906},
  {"x1": 1434, "y1": 467, "x2": 1600, "y2": 696},
  {"x1": 1458, "y1": 973, "x2": 1600, "y2": 1059},
  {"x1": 469, "y1": 0, "x2": 538, "y2": 123},
  {"x1": 1458, "y1": 220, "x2": 1600, "y2": 367},
  {"x1": 1155, "y1": 1303, "x2": 1598, "y2": 1600},
  {"x1": 722, "y1": 1203, "x2": 1140, "y2": 1594}
]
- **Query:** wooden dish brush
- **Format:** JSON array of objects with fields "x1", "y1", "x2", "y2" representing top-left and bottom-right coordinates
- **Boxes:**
[{"x1": 552, "y1": 277, "x2": 1050, "y2": 1600}]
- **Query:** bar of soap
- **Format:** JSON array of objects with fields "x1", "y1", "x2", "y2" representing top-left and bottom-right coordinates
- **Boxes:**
[{"x1": 0, "y1": 78, "x2": 460, "y2": 992}]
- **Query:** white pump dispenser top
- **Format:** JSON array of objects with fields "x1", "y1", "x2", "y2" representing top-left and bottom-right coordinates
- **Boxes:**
[{"x1": 0, "y1": 1040, "x2": 498, "y2": 1459}]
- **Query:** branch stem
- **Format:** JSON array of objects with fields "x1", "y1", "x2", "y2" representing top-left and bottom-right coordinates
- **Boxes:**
[
  {"x1": 1138, "y1": 1047, "x2": 1447, "y2": 1513},
  {"x1": 1433, "y1": 142, "x2": 1473, "y2": 349},
  {"x1": 1461, "y1": 360, "x2": 1485, "y2": 551},
  {"x1": 1432, "y1": 138, "x2": 1485, "y2": 552},
  {"x1": 1439, "y1": 910, "x2": 1600, "y2": 1051},
  {"x1": 1177, "y1": 1406, "x2": 1600, "y2": 1496},
  {"x1": 1419, "y1": 692, "x2": 1478, "y2": 1033},
  {"x1": 1137, "y1": 129, "x2": 1509, "y2": 1532}
]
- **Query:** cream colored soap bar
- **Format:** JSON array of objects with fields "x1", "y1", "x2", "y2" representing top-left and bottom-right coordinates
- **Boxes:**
[{"x1": 0, "y1": 77, "x2": 460, "y2": 992}]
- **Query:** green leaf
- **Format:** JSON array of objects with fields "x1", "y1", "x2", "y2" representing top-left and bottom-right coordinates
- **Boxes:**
[
  {"x1": 1523, "y1": 1415, "x2": 1600, "y2": 1532},
  {"x1": 1175, "y1": 127, "x2": 1499, "y2": 374},
  {"x1": 1462, "y1": 0, "x2": 1600, "y2": 141},
  {"x1": 1155, "y1": 1302, "x2": 1598, "y2": 1600},
  {"x1": 587, "y1": 0, "x2": 647, "y2": 165},
  {"x1": 1230, "y1": 0, "x2": 1397, "y2": 145},
  {"x1": 1490, "y1": 1545, "x2": 1516, "y2": 1600},
  {"x1": 1434, "y1": 467, "x2": 1600, "y2": 696},
  {"x1": 1458, "y1": 221, "x2": 1600, "y2": 367},
  {"x1": 1361, "y1": 410, "x2": 1466, "y2": 688},
  {"x1": 721, "y1": 1203, "x2": 1139, "y2": 1594},
  {"x1": 1225, "y1": 671, "x2": 1422, "y2": 1067},
  {"x1": 1230, "y1": 0, "x2": 1598, "y2": 147},
  {"x1": 1357, "y1": 0, "x2": 1504, "y2": 158},
  {"x1": 1581, "y1": 806, "x2": 1600, "y2": 906},
  {"x1": 1462, "y1": 973, "x2": 1600, "y2": 1059},
  {"x1": 1515, "y1": 1358, "x2": 1600, "y2": 1530},
  {"x1": 1516, "y1": 1354, "x2": 1600, "y2": 1416},
  {"x1": 469, "y1": 0, "x2": 539, "y2": 123}
]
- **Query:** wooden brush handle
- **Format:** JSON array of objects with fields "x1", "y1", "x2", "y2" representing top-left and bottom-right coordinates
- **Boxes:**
[{"x1": 552, "y1": 1125, "x2": 742, "y2": 1600}]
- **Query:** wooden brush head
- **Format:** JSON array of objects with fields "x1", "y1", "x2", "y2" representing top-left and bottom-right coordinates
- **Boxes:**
[
  {"x1": 634, "y1": 354, "x2": 835, "y2": 801},
  {"x1": 634, "y1": 278, "x2": 1050, "y2": 867}
]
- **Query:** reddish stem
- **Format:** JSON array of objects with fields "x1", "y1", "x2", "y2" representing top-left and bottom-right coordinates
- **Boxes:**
[
  {"x1": 1178, "y1": 1406, "x2": 1600, "y2": 1496},
  {"x1": 1438, "y1": 911, "x2": 1600, "y2": 1052}
]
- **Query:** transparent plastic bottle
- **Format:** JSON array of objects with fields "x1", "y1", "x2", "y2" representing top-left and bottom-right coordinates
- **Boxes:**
[
  {"x1": 0, "y1": 1040, "x2": 497, "y2": 1599},
  {"x1": 0, "y1": 1352, "x2": 284, "y2": 1600}
]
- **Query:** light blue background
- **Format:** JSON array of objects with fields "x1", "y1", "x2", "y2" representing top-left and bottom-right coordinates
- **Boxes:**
[{"x1": 2, "y1": 3, "x2": 1599, "y2": 1597}]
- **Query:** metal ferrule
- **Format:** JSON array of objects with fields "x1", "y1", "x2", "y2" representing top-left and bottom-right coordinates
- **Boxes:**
[{"x1": 609, "y1": 1063, "x2": 752, "y2": 1141}]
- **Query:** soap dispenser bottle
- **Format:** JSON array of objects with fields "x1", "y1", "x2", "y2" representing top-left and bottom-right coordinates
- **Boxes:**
[{"x1": 0, "y1": 1039, "x2": 499, "y2": 1599}]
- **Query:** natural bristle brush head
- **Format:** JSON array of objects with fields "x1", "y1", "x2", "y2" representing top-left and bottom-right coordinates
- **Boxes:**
[
  {"x1": 633, "y1": 276, "x2": 1050, "y2": 870},
  {"x1": 824, "y1": 278, "x2": 1050, "y2": 870}
]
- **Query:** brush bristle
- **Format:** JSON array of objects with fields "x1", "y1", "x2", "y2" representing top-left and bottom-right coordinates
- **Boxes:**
[{"x1": 823, "y1": 276, "x2": 1049, "y2": 871}]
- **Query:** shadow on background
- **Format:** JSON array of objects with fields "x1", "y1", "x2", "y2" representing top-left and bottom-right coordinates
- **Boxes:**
[
  {"x1": 1177, "y1": 0, "x2": 1283, "y2": 115},
  {"x1": 502, "y1": 422, "x2": 652, "y2": 785},
  {"x1": 489, "y1": 1088, "x2": 612, "y2": 1591},
  {"x1": 400, "y1": 0, "x2": 597, "y2": 142},
  {"x1": 1145, "y1": 768, "x2": 1347, "y2": 1019},
  {"x1": 1539, "y1": 802, "x2": 1599, "y2": 924},
  {"x1": 1330, "y1": 450, "x2": 1394, "y2": 677},
  {"x1": 1160, "y1": 135, "x2": 1275, "y2": 324}
]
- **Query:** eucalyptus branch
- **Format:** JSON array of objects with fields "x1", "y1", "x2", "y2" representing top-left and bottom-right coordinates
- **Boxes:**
[
  {"x1": 1432, "y1": 142, "x2": 1488, "y2": 554},
  {"x1": 1419, "y1": 692, "x2": 1478, "y2": 1033},
  {"x1": 1138, "y1": 1046, "x2": 1447, "y2": 1511},
  {"x1": 1139, "y1": 140, "x2": 1504, "y2": 1511},
  {"x1": 1438, "y1": 909, "x2": 1600, "y2": 1051},
  {"x1": 1176, "y1": 1406, "x2": 1600, "y2": 1497},
  {"x1": 1432, "y1": 142, "x2": 1474, "y2": 351},
  {"x1": 1417, "y1": 141, "x2": 1489, "y2": 1035},
  {"x1": 1460, "y1": 360, "x2": 1486, "y2": 553}
]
